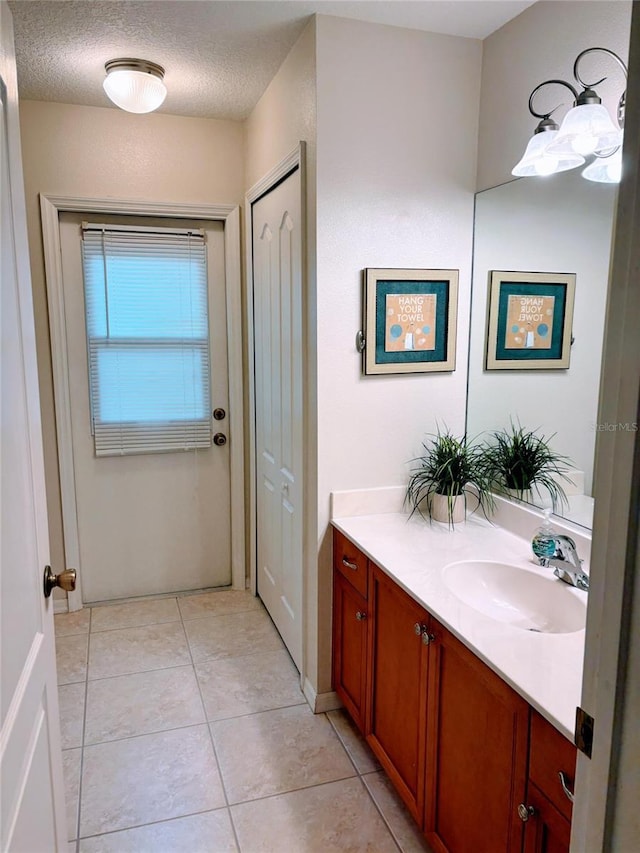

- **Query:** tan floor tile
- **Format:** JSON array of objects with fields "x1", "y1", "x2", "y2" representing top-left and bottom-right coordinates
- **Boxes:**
[
  {"x1": 90, "y1": 598, "x2": 179, "y2": 633},
  {"x1": 179, "y1": 589, "x2": 262, "y2": 621},
  {"x1": 363, "y1": 771, "x2": 433, "y2": 852},
  {"x1": 63, "y1": 748, "x2": 81, "y2": 841},
  {"x1": 78, "y1": 809, "x2": 237, "y2": 852},
  {"x1": 85, "y1": 666, "x2": 205, "y2": 744},
  {"x1": 327, "y1": 708, "x2": 381, "y2": 774},
  {"x1": 231, "y1": 777, "x2": 399, "y2": 852},
  {"x1": 55, "y1": 608, "x2": 91, "y2": 637},
  {"x1": 57, "y1": 634, "x2": 89, "y2": 685},
  {"x1": 195, "y1": 649, "x2": 304, "y2": 721},
  {"x1": 59, "y1": 682, "x2": 86, "y2": 749},
  {"x1": 211, "y1": 704, "x2": 355, "y2": 804},
  {"x1": 79, "y1": 725, "x2": 225, "y2": 837},
  {"x1": 88, "y1": 622, "x2": 190, "y2": 680},
  {"x1": 185, "y1": 609, "x2": 284, "y2": 663}
]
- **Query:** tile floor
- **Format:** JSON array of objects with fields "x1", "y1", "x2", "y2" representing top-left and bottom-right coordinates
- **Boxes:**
[{"x1": 56, "y1": 589, "x2": 432, "y2": 853}]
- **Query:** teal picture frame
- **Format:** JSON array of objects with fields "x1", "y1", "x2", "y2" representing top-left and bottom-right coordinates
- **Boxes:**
[
  {"x1": 486, "y1": 270, "x2": 576, "y2": 370},
  {"x1": 363, "y1": 268, "x2": 459, "y2": 375}
]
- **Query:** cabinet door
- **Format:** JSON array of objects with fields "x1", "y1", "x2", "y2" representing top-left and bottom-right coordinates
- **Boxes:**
[
  {"x1": 332, "y1": 570, "x2": 369, "y2": 732},
  {"x1": 523, "y1": 783, "x2": 571, "y2": 853},
  {"x1": 424, "y1": 621, "x2": 529, "y2": 853},
  {"x1": 367, "y1": 564, "x2": 429, "y2": 822}
]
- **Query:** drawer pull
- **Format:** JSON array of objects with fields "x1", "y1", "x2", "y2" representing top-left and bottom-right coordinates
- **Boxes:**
[
  {"x1": 342, "y1": 556, "x2": 358, "y2": 571},
  {"x1": 558, "y1": 771, "x2": 575, "y2": 803},
  {"x1": 355, "y1": 610, "x2": 367, "y2": 621},
  {"x1": 518, "y1": 803, "x2": 535, "y2": 822}
]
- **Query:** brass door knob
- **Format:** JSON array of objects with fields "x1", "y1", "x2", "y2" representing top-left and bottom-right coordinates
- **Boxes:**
[{"x1": 43, "y1": 566, "x2": 76, "y2": 598}]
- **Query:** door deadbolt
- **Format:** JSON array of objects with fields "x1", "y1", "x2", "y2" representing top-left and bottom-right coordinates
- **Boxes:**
[
  {"x1": 43, "y1": 565, "x2": 77, "y2": 598},
  {"x1": 213, "y1": 433, "x2": 227, "y2": 447},
  {"x1": 213, "y1": 408, "x2": 226, "y2": 421}
]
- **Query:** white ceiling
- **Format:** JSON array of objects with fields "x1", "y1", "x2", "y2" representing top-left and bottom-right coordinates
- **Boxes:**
[{"x1": 9, "y1": 0, "x2": 536, "y2": 121}]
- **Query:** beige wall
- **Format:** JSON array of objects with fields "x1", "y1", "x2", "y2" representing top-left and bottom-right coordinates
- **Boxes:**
[
  {"x1": 19, "y1": 100, "x2": 244, "y2": 587},
  {"x1": 478, "y1": 0, "x2": 632, "y2": 191},
  {"x1": 314, "y1": 15, "x2": 482, "y2": 695}
]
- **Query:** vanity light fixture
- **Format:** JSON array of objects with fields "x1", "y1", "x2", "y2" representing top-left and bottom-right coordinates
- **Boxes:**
[
  {"x1": 103, "y1": 59, "x2": 167, "y2": 114},
  {"x1": 513, "y1": 47, "x2": 627, "y2": 184},
  {"x1": 512, "y1": 80, "x2": 585, "y2": 177}
]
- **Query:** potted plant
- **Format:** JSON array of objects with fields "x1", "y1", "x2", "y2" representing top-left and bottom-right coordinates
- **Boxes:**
[
  {"x1": 405, "y1": 429, "x2": 494, "y2": 526},
  {"x1": 480, "y1": 422, "x2": 572, "y2": 510}
]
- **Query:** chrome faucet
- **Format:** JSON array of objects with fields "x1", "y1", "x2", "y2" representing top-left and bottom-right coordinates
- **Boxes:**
[{"x1": 538, "y1": 534, "x2": 590, "y2": 591}]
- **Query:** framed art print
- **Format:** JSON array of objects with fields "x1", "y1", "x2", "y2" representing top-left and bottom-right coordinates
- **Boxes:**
[
  {"x1": 485, "y1": 271, "x2": 576, "y2": 370},
  {"x1": 363, "y1": 268, "x2": 458, "y2": 375}
]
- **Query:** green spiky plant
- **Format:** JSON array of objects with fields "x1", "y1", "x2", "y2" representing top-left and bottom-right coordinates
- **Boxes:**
[
  {"x1": 405, "y1": 429, "x2": 494, "y2": 526},
  {"x1": 480, "y1": 422, "x2": 573, "y2": 510}
]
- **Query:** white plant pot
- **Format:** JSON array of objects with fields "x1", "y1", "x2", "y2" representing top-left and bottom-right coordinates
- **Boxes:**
[{"x1": 430, "y1": 493, "x2": 466, "y2": 525}]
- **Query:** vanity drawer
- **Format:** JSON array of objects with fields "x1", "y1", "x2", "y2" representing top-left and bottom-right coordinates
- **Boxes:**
[
  {"x1": 333, "y1": 529, "x2": 368, "y2": 598},
  {"x1": 529, "y1": 711, "x2": 577, "y2": 822}
]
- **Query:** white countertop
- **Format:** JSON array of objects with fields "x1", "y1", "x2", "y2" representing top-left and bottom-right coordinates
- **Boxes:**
[{"x1": 332, "y1": 510, "x2": 585, "y2": 741}]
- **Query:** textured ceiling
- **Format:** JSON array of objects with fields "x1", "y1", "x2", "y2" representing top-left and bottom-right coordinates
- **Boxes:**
[{"x1": 9, "y1": 0, "x2": 536, "y2": 121}]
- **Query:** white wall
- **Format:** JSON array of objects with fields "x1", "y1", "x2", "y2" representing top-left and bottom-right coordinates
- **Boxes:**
[
  {"x1": 314, "y1": 15, "x2": 482, "y2": 693},
  {"x1": 467, "y1": 171, "x2": 617, "y2": 497},
  {"x1": 244, "y1": 20, "x2": 320, "y2": 691},
  {"x1": 478, "y1": 1, "x2": 632, "y2": 191},
  {"x1": 19, "y1": 101, "x2": 244, "y2": 591}
]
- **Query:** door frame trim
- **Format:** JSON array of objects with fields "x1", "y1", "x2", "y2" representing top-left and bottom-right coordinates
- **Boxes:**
[
  {"x1": 244, "y1": 143, "x2": 306, "y2": 672},
  {"x1": 40, "y1": 194, "x2": 245, "y2": 609}
]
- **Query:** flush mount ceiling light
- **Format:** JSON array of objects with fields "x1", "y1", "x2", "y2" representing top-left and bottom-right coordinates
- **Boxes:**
[
  {"x1": 103, "y1": 59, "x2": 167, "y2": 114},
  {"x1": 513, "y1": 47, "x2": 627, "y2": 184}
]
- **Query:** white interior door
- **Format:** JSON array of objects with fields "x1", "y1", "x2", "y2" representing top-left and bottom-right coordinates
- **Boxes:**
[
  {"x1": 0, "y1": 3, "x2": 67, "y2": 848},
  {"x1": 58, "y1": 214, "x2": 232, "y2": 602},
  {"x1": 252, "y1": 168, "x2": 303, "y2": 670}
]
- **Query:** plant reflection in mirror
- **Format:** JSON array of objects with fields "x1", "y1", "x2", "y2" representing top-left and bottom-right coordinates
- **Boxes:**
[{"x1": 480, "y1": 422, "x2": 573, "y2": 511}]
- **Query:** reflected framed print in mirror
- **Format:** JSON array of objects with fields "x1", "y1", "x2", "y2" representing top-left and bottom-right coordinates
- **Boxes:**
[{"x1": 485, "y1": 270, "x2": 575, "y2": 370}]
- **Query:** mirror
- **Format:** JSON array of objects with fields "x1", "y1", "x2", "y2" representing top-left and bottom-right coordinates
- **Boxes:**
[{"x1": 467, "y1": 170, "x2": 617, "y2": 530}]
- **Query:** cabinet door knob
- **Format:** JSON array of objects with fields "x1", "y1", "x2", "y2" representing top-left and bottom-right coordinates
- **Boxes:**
[
  {"x1": 414, "y1": 622, "x2": 424, "y2": 636},
  {"x1": 517, "y1": 803, "x2": 535, "y2": 822},
  {"x1": 342, "y1": 556, "x2": 358, "y2": 571},
  {"x1": 558, "y1": 771, "x2": 575, "y2": 803},
  {"x1": 355, "y1": 610, "x2": 367, "y2": 621},
  {"x1": 422, "y1": 631, "x2": 436, "y2": 646}
]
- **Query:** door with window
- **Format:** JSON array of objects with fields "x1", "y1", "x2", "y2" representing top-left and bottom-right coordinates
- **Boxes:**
[
  {"x1": 59, "y1": 214, "x2": 231, "y2": 602},
  {"x1": 252, "y1": 168, "x2": 303, "y2": 670}
]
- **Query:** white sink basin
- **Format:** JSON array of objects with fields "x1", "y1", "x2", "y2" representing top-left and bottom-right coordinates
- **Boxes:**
[{"x1": 442, "y1": 560, "x2": 586, "y2": 634}]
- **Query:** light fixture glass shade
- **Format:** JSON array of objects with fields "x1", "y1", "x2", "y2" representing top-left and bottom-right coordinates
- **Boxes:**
[
  {"x1": 546, "y1": 103, "x2": 621, "y2": 157},
  {"x1": 103, "y1": 62, "x2": 167, "y2": 113},
  {"x1": 582, "y1": 144, "x2": 623, "y2": 183},
  {"x1": 512, "y1": 130, "x2": 584, "y2": 177}
]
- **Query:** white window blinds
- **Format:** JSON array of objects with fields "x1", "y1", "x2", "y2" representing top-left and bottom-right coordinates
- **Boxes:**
[{"x1": 81, "y1": 224, "x2": 212, "y2": 456}]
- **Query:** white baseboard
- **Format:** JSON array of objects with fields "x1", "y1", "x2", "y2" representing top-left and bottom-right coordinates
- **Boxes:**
[
  {"x1": 303, "y1": 678, "x2": 342, "y2": 713},
  {"x1": 53, "y1": 598, "x2": 69, "y2": 614}
]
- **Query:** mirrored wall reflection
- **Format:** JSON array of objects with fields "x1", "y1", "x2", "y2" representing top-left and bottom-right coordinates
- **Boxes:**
[{"x1": 467, "y1": 170, "x2": 617, "y2": 530}]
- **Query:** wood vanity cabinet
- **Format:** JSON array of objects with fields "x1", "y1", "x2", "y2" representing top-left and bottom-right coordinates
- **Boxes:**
[
  {"x1": 331, "y1": 527, "x2": 577, "y2": 853},
  {"x1": 366, "y1": 563, "x2": 430, "y2": 823},
  {"x1": 521, "y1": 711, "x2": 576, "y2": 853},
  {"x1": 424, "y1": 619, "x2": 529, "y2": 853},
  {"x1": 332, "y1": 530, "x2": 370, "y2": 732}
]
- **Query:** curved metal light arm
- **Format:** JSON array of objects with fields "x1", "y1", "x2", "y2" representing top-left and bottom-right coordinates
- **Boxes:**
[
  {"x1": 528, "y1": 79, "x2": 579, "y2": 123},
  {"x1": 573, "y1": 47, "x2": 628, "y2": 89},
  {"x1": 574, "y1": 47, "x2": 628, "y2": 127}
]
